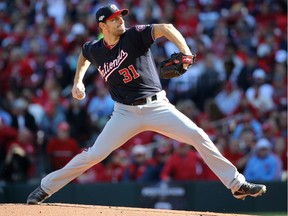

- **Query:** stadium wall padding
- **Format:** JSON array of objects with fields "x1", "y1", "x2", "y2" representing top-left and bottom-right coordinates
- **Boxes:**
[{"x1": 0, "y1": 181, "x2": 286, "y2": 213}]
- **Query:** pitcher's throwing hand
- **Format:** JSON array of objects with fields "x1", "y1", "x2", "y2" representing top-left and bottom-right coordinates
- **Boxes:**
[{"x1": 72, "y1": 83, "x2": 86, "y2": 100}]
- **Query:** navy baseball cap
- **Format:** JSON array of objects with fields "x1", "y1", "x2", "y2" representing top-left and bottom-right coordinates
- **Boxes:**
[{"x1": 96, "y1": 4, "x2": 128, "y2": 23}]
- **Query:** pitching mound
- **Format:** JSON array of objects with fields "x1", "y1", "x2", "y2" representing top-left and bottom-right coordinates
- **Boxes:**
[{"x1": 0, "y1": 203, "x2": 255, "y2": 216}]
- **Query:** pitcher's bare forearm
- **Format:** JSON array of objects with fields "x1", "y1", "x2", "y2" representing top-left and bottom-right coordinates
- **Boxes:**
[
  {"x1": 153, "y1": 24, "x2": 192, "y2": 55},
  {"x1": 74, "y1": 52, "x2": 91, "y2": 84}
]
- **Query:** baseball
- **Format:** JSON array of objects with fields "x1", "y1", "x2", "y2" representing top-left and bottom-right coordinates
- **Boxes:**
[{"x1": 78, "y1": 91, "x2": 86, "y2": 99}]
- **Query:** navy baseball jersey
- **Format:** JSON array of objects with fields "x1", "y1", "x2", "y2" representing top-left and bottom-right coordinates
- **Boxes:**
[{"x1": 82, "y1": 24, "x2": 162, "y2": 104}]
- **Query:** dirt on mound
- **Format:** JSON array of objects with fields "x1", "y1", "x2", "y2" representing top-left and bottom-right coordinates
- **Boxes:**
[{"x1": 0, "y1": 203, "x2": 256, "y2": 216}]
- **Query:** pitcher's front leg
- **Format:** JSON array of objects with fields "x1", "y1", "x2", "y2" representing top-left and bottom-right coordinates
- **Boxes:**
[
  {"x1": 146, "y1": 103, "x2": 245, "y2": 192},
  {"x1": 41, "y1": 109, "x2": 142, "y2": 195}
]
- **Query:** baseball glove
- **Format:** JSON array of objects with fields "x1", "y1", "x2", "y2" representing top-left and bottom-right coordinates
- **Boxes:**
[{"x1": 159, "y1": 52, "x2": 196, "y2": 79}]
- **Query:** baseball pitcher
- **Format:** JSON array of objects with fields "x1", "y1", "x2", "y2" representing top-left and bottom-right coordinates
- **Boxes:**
[{"x1": 27, "y1": 4, "x2": 266, "y2": 204}]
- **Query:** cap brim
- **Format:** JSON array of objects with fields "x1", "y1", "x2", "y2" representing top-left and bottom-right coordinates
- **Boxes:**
[{"x1": 106, "y1": 9, "x2": 128, "y2": 21}]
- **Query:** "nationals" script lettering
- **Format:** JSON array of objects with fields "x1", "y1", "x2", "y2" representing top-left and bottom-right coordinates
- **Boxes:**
[{"x1": 98, "y1": 50, "x2": 128, "y2": 81}]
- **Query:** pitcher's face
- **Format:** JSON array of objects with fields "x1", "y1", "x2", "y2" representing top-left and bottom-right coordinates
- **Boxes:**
[{"x1": 103, "y1": 15, "x2": 126, "y2": 36}]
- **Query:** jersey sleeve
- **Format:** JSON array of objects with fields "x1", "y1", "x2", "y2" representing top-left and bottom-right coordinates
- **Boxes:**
[
  {"x1": 82, "y1": 41, "x2": 93, "y2": 62},
  {"x1": 128, "y1": 25, "x2": 155, "y2": 51}
]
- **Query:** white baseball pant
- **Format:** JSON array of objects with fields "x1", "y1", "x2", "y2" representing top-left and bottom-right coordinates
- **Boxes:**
[{"x1": 41, "y1": 90, "x2": 245, "y2": 195}]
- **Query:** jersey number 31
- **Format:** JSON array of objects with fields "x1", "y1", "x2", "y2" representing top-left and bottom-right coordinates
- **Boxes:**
[{"x1": 119, "y1": 65, "x2": 140, "y2": 83}]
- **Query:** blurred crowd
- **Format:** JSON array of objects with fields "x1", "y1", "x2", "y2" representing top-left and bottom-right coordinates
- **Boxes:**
[{"x1": 0, "y1": 0, "x2": 287, "y2": 185}]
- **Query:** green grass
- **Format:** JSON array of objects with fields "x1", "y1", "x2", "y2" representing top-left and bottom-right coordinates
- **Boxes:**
[{"x1": 252, "y1": 212, "x2": 287, "y2": 216}]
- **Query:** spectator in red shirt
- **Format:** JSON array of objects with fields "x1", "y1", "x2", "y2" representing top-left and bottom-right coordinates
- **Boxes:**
[
  {"x1": 245, "y1": 69, "x2": 275, "y2": 115},
  {"x1": 46, "y1": 121, "x2": 80, "y2": 171},
  {"x1": 161, "y1": 142, "x2": 203, "y2": 181},
  {"x1": 103, "y1": 149, "x2": 128, "y2": 183},
  {"x1": 0, "y1": 127, "x2": 36, "y2": 182},
  {"x1": 1, "y1": 47, "x2": 33, "y2": 95},
  {"x1": 4, "y1": 128, "x2": 36, "y2": 178},
  {"x1": 6, "y1": 128, "x2": 36, "y2": 161},
  {"x1": 223, "y1": 138, "x2": 247, "y2": 173}
]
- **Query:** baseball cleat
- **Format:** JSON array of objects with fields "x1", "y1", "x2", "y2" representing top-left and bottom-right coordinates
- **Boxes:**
[
  {"x1": 27, "y1": 186, "x2": 50, "y2": 204},
  {"x1": 233, "y1": 182, "x2": 267, "y2": 200}
]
